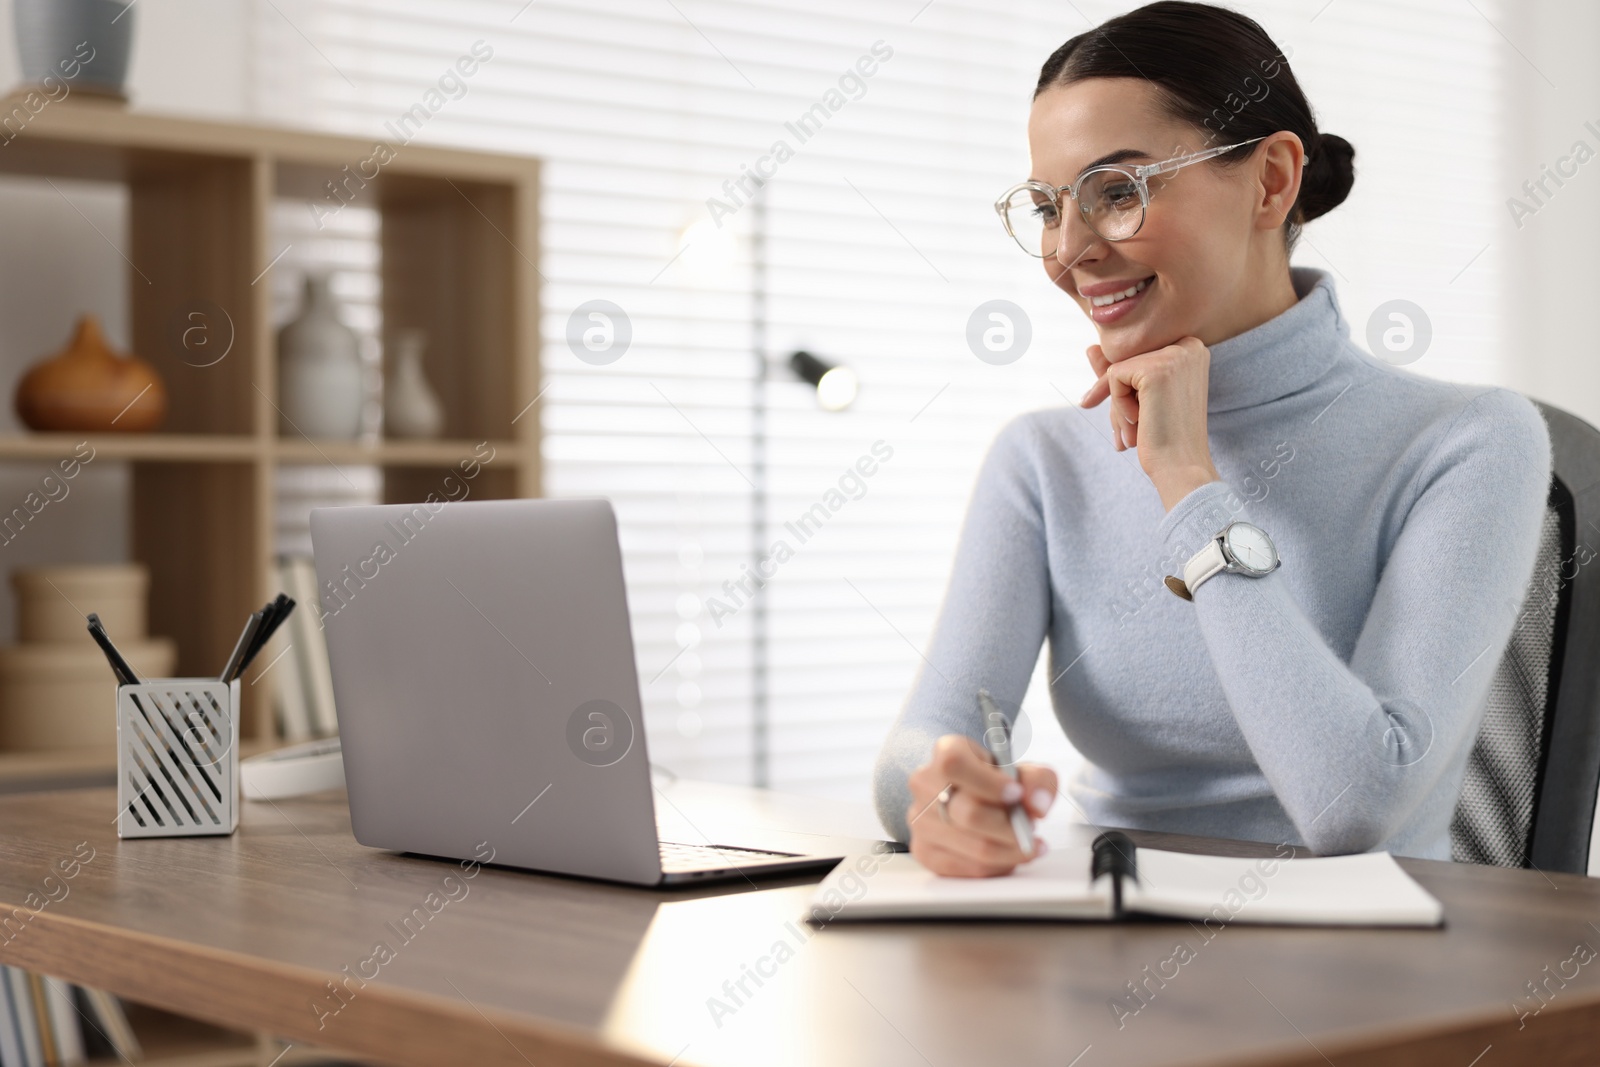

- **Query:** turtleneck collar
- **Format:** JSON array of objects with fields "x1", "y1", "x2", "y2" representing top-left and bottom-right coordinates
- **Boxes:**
[{"x1": 1204, "y1": 265, "x2": 1347, "y2": 414}]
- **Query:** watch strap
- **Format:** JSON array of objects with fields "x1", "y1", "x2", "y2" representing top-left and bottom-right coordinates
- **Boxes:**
[{"x1": 1166, "y1": 537, "x2": 1227, "y2": 601}]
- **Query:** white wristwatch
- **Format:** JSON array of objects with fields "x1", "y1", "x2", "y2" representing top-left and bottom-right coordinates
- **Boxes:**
[{"x1": 1164, "y1": 520, "x2": 1281, "y2": 601}]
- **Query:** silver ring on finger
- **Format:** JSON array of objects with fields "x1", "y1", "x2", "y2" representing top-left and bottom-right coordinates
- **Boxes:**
[{"x1": 936, "y1": 785, "x2": 955, "y2": 824}]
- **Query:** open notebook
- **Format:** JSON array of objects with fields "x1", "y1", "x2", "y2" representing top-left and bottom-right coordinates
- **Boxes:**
[{"x1": 809, "y1": 828, "x2": 1444, "y2": 927}]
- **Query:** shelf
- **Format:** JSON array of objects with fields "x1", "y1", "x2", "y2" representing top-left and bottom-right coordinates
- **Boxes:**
[
  {"x1": 0, "y1": 100, "x2": 539, "y2": 769},
  {"x1": 0, "y1": 738, "x2": 286, "y2": 792},
  {"x1": 0, "y1": 436, "x2": 527, "y2": 467},
  {"x1": 0, "y1": 434, "x2": 258, "y2": 462},
  {"x1": 97, "y1": 1004, "x2": 255, "y2": 1067},
  {"x1": 273, "y1": 437, "x2": 521, "y2": 467},
  {"x1": 0, "y1": 95, "x2": 540, "y2": 185},
  {"x1": 0, "y1": 746, "x2": 124, "y2": 791},
  {"x1": 96, "y1": 1002, "x2": 360, "y2": 1067}
]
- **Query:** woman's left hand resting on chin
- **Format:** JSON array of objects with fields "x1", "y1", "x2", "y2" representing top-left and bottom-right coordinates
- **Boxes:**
[{"x1": 1078, "y1": 336, "x2": 1222, "y2": 512}]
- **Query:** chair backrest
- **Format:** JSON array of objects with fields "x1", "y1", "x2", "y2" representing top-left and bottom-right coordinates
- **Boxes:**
[{"x1": 1451, "y1": 400, "x2": 1600, "y2": 875}]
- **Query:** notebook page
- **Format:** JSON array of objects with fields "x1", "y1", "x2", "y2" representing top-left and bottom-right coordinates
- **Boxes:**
[
  {"x1": 1125, "y1": 849, "x2": 1443, "y2": 927},
  {"x1": 807, "y1": 839, "x2": 1113, "y2": 921}
]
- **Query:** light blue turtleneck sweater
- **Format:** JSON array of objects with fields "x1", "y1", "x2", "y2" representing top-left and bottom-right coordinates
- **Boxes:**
[{"x1": 872, "y1": 266, "x2": 1553, "y2": 861}]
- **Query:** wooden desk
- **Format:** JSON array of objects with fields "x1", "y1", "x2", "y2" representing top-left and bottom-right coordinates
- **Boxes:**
[{"x1": 0, "y1": 784, "x2": 1598, "y2": 1067}]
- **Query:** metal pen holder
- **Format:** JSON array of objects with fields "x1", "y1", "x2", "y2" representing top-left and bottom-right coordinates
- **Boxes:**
[{"x1": 116, "y1": 677, "x2": 239, "y2": 838}]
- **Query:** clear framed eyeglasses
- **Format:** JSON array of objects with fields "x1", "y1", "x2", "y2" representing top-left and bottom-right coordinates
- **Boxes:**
[{"x1": 994, "y1": 136, "x2": 1266, "y2": 257}]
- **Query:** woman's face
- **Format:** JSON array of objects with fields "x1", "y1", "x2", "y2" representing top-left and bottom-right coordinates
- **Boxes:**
[{"x1": 1026, "y1": 77, "x2": 1296, "y2": 362}]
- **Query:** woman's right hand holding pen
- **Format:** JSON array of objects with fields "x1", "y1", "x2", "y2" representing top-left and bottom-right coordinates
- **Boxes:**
[{"x1": 906, "y1": 734, "x2": 1057, "y2": 877}]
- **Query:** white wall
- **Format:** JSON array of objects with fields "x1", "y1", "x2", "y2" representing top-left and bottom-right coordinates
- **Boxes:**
[{"x1": 1500, "y1": 1, "x2": 1600, "y2": 430}]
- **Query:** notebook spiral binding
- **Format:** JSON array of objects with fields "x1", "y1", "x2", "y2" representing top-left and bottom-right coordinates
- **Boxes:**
[
  {"x1": 115, "y1": 678, "x2": 240, "y2": 838},
  {"x1": 1091, "y1": 830, "x2": 1138, "y2": 917}
]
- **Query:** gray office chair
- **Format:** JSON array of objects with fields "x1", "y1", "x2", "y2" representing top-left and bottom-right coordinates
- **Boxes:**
[{"x1": 1451, "y1": 400, "x2": 1600, "y2": 875}]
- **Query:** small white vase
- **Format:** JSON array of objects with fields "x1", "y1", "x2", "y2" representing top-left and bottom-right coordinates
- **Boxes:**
[
  {"x1": 384, "y1": 328, "x2": 445, "y2": 439},
  {"x1": 278, "y1": 274, "x2": 364, "y2": 440}
]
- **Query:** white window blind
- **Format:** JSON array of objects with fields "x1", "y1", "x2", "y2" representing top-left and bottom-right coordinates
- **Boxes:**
[{"x1": 247, "y1": 0, "x2": 1507, "y2": 803}]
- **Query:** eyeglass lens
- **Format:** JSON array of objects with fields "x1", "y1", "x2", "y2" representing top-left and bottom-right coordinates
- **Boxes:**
[{"x1": 1002, "y1": 170, "x2": 1143, "y2": 256}]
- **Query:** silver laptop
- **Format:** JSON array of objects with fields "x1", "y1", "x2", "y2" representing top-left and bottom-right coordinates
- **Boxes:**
[{"x1": 309, "y1": 496, "x2": 854, "y2": 886}]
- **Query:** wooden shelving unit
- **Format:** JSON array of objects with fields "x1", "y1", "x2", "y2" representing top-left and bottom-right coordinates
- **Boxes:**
[
  {"x1": 0, "y1": 98, "x2": 542, "y2": 1060},
  {"x1": 0, "y1": 95, "x2": 542, "y2": 773}
]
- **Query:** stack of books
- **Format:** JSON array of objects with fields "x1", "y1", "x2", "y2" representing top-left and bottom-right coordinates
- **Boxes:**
[
  {"x1": 0, "y1": 965, "x2": 139, "y2": 1066},
  {"x1": 268, "y1": 555, "x2": 339, "y2": 740}
]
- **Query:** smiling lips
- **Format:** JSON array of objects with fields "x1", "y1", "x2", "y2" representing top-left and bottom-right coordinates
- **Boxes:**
[
  {"x1": 1080, "y1": 275, "x2": 1155, "y2": 324},
  {"x1": 1086, "y1": 277, "x2": 1151, "y2": 306}
]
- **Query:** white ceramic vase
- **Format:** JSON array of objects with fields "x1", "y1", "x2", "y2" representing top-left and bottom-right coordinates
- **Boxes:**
[
  {"x1": 384, "y1": 328, "x2": 445, "y2": 439},
  {"x1": 278, "y1": 274, "x2": 364, "y2": 440}
]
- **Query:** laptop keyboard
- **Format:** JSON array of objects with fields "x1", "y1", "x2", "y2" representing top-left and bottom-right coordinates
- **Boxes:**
[{"x1": 658, "y1": 839, "x2": 799, "y2": 873}]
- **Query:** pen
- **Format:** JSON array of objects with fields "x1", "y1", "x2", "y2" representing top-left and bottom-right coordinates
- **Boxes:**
[
  {"x1": 87, "y1": 613, "x2": 139, "y2": 685},
  {"x1": 236, "y1": 596, "x2": 283, "y2": 671},
  {"x1": 219, "y1": 609, "x2": 265, "y2": 683},
  {"x1": 235, "y1": 595, "x2": 295, "y2": 678},
  {"x1": 977, "y1": 688, "x2": 1035, "y2": 856}
]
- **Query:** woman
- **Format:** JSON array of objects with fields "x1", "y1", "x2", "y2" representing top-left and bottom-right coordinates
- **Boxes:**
[{"x1": 872, "y1": 0, "x2": 1552, "y2": 877}]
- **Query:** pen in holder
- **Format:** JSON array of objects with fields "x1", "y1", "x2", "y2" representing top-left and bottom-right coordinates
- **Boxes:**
[{"x1": 116, "y1": 677, "x2": 240, "y2": 838}]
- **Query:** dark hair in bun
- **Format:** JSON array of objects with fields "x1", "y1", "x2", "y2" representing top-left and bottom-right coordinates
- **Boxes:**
[
  {"x1": 1034, "y1": 0, "x2": 1354, "y2": 254},
  {"x1": 1299, "y1": 131, "x2": 1356, "y2": 226}
]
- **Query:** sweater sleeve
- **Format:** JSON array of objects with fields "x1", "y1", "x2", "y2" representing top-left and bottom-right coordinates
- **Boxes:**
[
  {"x1": 1156, "y1": 388, "x2": 1553, "y2": 855},
  {"x1": 871, "y1": 414, "x2": 1052, "y2": 843}
]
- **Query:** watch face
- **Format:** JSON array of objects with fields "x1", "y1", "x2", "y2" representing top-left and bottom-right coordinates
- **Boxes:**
[{"x1": 1223, "y1": 522, "x2": 1278, "y2": 576}]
